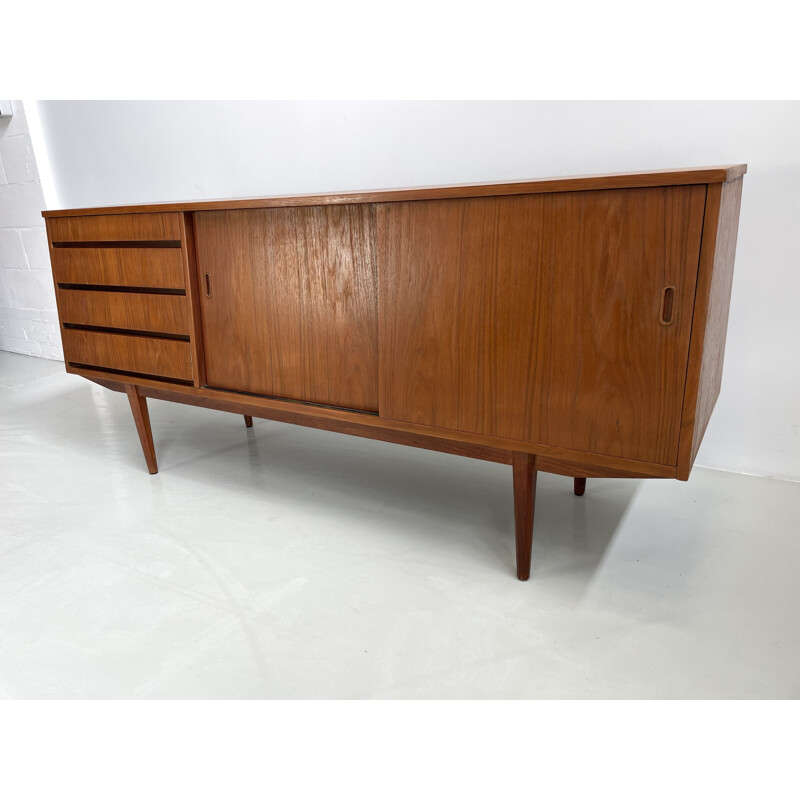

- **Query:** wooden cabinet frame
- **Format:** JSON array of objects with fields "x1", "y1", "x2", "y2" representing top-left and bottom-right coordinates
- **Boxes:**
[{"x1": 43, "y1": 165, "x2": 746, "y2": 579}]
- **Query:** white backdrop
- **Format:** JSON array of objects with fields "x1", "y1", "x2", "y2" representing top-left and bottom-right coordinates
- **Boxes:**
[{"x1": 33, "y1": 101, "x2": 800, "y2": 481}]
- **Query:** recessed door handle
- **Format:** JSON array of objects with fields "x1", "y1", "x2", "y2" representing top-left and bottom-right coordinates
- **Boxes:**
[
  {"x1": 660, "y1": 286, "x2": 675, "y2": 326},
  {"x1": 205, "y1": 273, "x2": 212, "y2": 298}
]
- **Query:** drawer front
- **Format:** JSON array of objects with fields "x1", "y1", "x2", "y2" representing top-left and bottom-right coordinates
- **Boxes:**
[
  {"x1": 48, "y1": 212, "x2": 181, "y2": 243},
  {"x1": 62, "y1": 329, "x2": 193, "y2": 381},
  {"x1": 51, "y1": 247, "x2": 186, "y2": 290},
  {"x1": 58, "y1": 290, "x2": 190, "y2": 336}
]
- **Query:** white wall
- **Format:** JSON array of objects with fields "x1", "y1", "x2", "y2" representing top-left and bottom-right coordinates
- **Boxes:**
[
  {"x1": 32, "y1": 101, "x2": 800, "y2": 481},
  {"x1": 0, "y1": 101, "x2": 61, "y2": 359}
]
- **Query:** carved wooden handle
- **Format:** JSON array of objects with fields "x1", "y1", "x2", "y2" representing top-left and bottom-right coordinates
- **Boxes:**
[
  {"x1": 660, "y1": 286, "x2": 675, "y2": 326},
  {"x1": 205, "y1": 273, "x2": 212, "y2": 298}
]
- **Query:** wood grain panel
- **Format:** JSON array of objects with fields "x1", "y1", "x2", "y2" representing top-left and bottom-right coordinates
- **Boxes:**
[
  {"x1": 62, "y1": 329, "x2": 192, "y2": 381},
  {"x1": 41, "y1": 166, "x2": 746, "y2": 218},
  {"x1": 50, "y1": 247, "x2": 186, "y2": 289},
  {"x1": 380, "y1": 186, "x2": 706, "y2": 465},
  {"x1": 179, "y1": 213, "x2": 207, "y2": 387},
  {"x1": 195, "y1": 205, "x2": 378, "y2": 412},
  {"x1": 48, "y1": 212, "x2": 181, "y2": 241},
  {"x1": 676, "y1": 176, "x2": 744, "y2": 479},
  {"x1": 57, "y1": 290, "x2": 190, "y2": 335}
]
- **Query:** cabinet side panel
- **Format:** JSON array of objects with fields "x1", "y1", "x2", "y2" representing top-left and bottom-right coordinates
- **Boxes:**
[
  {"x1": 677, "y1": 177, "x2": 744, "y2": 478},
  {"x1": 180, "y1": 212, "x2": 207, "y2": 387}
]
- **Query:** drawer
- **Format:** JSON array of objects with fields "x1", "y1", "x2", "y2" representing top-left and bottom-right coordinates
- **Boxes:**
[
  {"x1": 62, "y1": 329, "x2": 193, "y2": 382},
  {"x1": 48, "y1": 212, "x2": 181, "y2": 243},
  {"x1": 51, "y1": 247, "x2": 186, "y2": 290},
  {"x1": 58, "y1": 289, "x2": 190, "y2": 336}
]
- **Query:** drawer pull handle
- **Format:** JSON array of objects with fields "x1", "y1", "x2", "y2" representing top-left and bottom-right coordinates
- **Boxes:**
[
  {"x1": 205, "y1": 273, "x2": 212, "y2": 298},
  {"x1": 660, "y1": 286, "x2": 676, "y2": 326}
]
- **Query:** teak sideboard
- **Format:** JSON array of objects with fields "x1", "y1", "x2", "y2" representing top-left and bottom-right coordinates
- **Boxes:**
[{"x1": 43, "y1": 165, "x2": 746, "y2": 580}]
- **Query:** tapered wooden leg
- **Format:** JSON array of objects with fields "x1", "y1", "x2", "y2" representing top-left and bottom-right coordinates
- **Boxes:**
[
  {"x1": 574, "y1": 477, "x2": 586, "y2": 496},
  {"x1": 243, "y1": 415, "x2": 253, "y2": 428},
  {"x1": 512, "y1": 452, "x2": 537, "y2": 581},
  {"x1": 125, "y1": 385, "x2": 158, "y2": 474}
]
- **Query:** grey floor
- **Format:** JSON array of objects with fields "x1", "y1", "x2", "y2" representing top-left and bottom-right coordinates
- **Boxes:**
[{"x1": 1, "y1": 350, "x2": 798, "y2": 699}]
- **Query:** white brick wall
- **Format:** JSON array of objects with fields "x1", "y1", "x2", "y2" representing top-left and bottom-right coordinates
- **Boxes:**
[{"x1": 0, "y1": 100, "x2": 62, "y2": 360}]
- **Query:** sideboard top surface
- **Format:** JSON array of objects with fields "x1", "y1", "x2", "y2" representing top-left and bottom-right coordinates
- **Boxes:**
[{"x1": 42, "y1": 164, "x2": 747, "y2": 219}]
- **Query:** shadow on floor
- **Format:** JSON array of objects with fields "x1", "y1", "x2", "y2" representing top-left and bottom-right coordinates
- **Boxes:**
[{"x1": 12, "y1": 377, "x2": 641, "y2": 586}]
